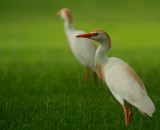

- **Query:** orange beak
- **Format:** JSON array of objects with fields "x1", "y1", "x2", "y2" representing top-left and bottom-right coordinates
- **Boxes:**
[
  {"x1": 56, "y1": 12, "x2": 61, "y2": 16},
  {"x1": 76, "y1": 33, "x2": 97, "y2": 38}
]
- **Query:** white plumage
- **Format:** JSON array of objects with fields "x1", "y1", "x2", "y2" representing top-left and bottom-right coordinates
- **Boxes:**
[
  {"x1": 103, "y1": 57, "x2": 155, "y2": 117},
  {"x1": 67, "y1": 30, "x2": 96, "y2": 71},
  {"x1": 57, "y1": 8, "x2": 97, "y2": 81},
  {"x1": 76, "y1": 29, "x2": 156, "y2": 126}
]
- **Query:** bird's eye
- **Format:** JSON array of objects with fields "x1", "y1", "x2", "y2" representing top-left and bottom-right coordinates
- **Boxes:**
[{"x1": 93, "y1": 33, "x2": 99, "y2": 36}]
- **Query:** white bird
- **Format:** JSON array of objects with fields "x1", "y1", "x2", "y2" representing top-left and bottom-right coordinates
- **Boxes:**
[
  {"x1": 56, "y1": 8, "x2": 97, "y2": 81},
  {"x1": 76, "y1": 29, "x2": 156, "y2": 126}
]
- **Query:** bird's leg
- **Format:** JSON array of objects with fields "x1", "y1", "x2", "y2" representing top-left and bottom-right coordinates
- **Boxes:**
[
  {"x1": 127, "y1": 106, "x2": 132, "y2": 124},
  {"x1": 93, "y1": 71, "x2": 97, "y2": 81},
  {"x1": 84, "y1": 66, "x2": 90, "y2": 82},
  {"x1": 122, "y1": 105, "x2": 128, "y2": 127}
]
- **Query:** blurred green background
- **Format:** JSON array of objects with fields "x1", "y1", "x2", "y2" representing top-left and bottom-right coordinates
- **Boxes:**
[{"x1": 0, "y1": 0, "x2": 160, "y2": 129}]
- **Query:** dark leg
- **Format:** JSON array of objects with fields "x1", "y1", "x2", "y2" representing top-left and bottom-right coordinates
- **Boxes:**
[
  {"x1": 122, "y1": 105, "x2": 129, "y2": 127},
  {"x1": 84, "y1": 66, "x2": 90, "y2": 82},
  {"x1": 93, "y1": 71, "x2": 97, "y2": 81},
  {"x1": 127, "y1": 106, "x2": 132, "y2": 124}
]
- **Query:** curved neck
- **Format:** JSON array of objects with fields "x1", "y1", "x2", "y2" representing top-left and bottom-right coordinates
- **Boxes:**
[
  {"x1": 95, "y1": 39, "x2": 110, "y2": 64},
  {"x1": 64, "y1": 20, "x2": 74, "y2": 33}
]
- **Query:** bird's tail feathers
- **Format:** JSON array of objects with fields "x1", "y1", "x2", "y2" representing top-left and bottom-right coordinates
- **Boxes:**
[{"x1": 136, "y1": 96, "x2": 156, "y2": 117}]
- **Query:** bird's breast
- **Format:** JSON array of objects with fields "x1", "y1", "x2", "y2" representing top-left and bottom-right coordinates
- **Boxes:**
[{"x1": 96, "y1": 62, "x2": 105, "y2": 82}]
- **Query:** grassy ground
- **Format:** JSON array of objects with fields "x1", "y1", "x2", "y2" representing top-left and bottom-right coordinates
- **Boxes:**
[{"x1": 0, "y1": 0, "x2": 160, "y2": 129}]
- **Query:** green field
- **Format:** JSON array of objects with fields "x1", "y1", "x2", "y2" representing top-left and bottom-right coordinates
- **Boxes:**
[{"x1": 0, "y1": 0, "x2": 160, "y2": 129}]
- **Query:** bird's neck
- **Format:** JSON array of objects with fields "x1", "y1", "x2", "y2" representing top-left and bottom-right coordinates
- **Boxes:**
[
  {"x1": 64, "y1": 20, "x2": 74, "y2": 33},
  {"x1": 95, "y1": 39, "x2": 110, "y2": 65}
]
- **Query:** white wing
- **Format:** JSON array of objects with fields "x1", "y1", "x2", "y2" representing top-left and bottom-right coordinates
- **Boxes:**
[{"x1": 103, "y1": 57, "x2": 155, "y2": 116}]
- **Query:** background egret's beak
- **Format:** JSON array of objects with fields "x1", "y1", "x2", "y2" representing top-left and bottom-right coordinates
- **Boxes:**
[
  {"x1": 76, "y1": 33, "x2": 95, "y2": 38},
  {"x1": 56, "y1": 12, "x2": 61, "y2": 16}
]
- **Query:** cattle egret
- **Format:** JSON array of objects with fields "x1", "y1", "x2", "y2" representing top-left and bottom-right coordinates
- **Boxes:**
[
  {"x1": 76, "y1": 29, "x2": 155, "y2": 126},
  {"x1": 57, "y1": 8, "x2": 97, "y2": 81}
]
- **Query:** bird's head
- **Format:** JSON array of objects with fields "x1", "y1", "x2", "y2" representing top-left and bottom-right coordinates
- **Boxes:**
[
  {"x1": 76, "y1": 29, "x2": 111, "y2": 49},
  {"x1": 56, "y1": 8, "x2": 73, "y2": 23}
]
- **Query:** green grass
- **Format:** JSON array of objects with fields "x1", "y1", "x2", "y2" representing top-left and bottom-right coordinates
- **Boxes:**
[{"x1": 0, "y1": 0, "x2": 160, "y2": 129}]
